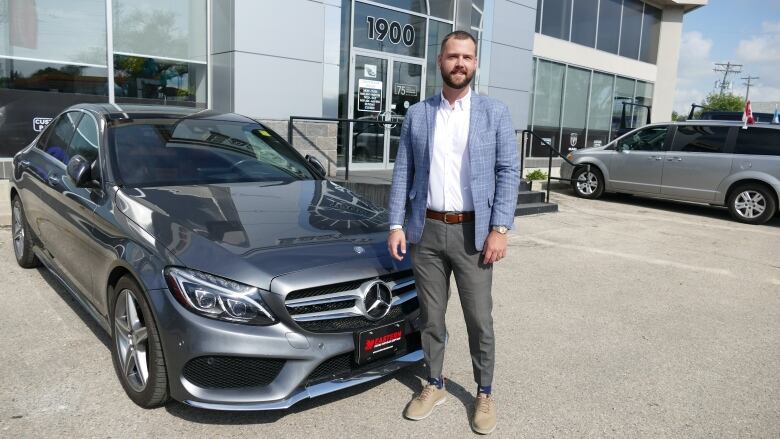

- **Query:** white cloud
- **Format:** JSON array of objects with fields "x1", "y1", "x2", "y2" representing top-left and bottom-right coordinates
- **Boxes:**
[
  {"x1": 673, "y1": 31, "x2": 716, "y2": 114},
  {"x1": 736, "y1": 35, "x2": 780, "y2": 62}
]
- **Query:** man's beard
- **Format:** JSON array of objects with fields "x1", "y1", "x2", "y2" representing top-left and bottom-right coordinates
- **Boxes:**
[{"x1": 441, "y1": 66, "x2": 474, "y2": 89}]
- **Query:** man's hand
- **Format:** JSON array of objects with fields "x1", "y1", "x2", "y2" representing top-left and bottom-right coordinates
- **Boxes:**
[
  {"x1": 482, "y1": 231, "x2": 507, "y2": 264},
  {"x1": 388, "y1": 229, "x2": 407, "y2": 261}
]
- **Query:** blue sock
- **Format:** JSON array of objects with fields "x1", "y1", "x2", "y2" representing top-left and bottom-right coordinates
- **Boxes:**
[
  {"x1": 477, "y1": 385, "x2": 492, "y2": 395},
  {"x1": 427, "y1": 376, "x2": 444, "y2": 389}
]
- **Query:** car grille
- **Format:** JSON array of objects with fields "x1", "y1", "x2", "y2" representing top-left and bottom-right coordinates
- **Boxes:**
[
  {"x1": 182, "y1": 356, "x2": 285, "y2": 389},
  {"x1": 305, "y1": 331, "x2": 422, "y2": 385},
  {"x1": 284, "y1": 271, "x2": 418, "y2": 333}
]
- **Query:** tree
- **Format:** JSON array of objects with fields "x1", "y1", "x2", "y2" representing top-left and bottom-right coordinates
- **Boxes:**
[
  {"x1": 702, "y1": 92, "x2": 745, "y2": 112},
  {"x1": 671, "y1": 111, "x2": 688, "y2": 121}
]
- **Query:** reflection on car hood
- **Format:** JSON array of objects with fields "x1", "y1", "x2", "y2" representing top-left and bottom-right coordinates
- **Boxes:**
[{"x1": 115, "y1": 180, "x2": 401, "y2": 289}]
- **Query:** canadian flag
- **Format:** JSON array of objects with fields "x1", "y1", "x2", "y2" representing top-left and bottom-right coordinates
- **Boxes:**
[{"x1": 742, "y1": 99, "x2": 755, "y2": 129}]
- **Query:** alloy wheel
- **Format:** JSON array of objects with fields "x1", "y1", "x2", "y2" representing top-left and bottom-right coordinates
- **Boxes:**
[
  {"x1": 734, "y1": 190, "x2": 766, "y2": 219},
  {"x1": 12, "y1": 203, "x2": 24, "y2": 259},
  {"x1": 114, "y1": 289, "x2": 150, "y2": 393},
  {"x1": 576, "y1": 172, "x2": 599, "y2": 195}
]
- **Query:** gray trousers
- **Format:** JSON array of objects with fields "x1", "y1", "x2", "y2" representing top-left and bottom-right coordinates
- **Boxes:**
[{"x1": 411, "y1": 217, "x2": 495, "y2": 386}]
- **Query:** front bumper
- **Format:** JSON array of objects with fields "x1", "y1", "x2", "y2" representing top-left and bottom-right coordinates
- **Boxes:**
[
  {"x1": 560, "y1": 161, "x2": 575, "y2": 182},
  {"x1": 147, "y1": 286, "x2": 422, "y2": 410}
]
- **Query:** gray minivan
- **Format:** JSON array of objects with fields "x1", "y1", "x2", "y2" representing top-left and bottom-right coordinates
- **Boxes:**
[{"x1": 560, "y1": 121, "x2": 780, "y2": 224}]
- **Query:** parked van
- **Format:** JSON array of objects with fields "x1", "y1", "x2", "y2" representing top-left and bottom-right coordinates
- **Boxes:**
[{"x1": 560, "y1": 121, "x2": 780, "y2": 224}]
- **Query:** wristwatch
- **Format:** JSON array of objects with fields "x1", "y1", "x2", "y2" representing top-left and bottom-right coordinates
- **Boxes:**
[{"x1": 491, "y1": 225, "x2": 508, "y2": 235}]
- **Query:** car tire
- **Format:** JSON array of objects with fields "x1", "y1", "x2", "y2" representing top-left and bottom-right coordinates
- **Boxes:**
[
  {"x1": 572, "y1": 166, "x2": 605, "y2": 199},
  {"x1": 11, "y1": 196, "x2": 40, "y2": 268},
  {"x1": 110, "y1": 275, "x2": 170, "y2": 408},
  {"x1": 727, "y1": 184, "x2": 777, "y2": 225}
]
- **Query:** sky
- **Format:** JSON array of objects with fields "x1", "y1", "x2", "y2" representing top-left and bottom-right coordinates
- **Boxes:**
[{"x1": 674, "y1": 0, "x2": 780, "y2": 114}]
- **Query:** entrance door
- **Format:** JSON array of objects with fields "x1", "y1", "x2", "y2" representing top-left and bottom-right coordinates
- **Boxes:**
[{"x1": 350, "y1": 51, "x2": 424, "y2": 169}]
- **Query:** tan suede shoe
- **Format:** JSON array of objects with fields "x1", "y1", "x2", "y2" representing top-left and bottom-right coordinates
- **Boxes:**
[
  {"x1": 403, "y1": 384, "x2": 447, "y2": 420},
  {"x1": 471, "y1": 393, "x2": 497, "y2": 435}
]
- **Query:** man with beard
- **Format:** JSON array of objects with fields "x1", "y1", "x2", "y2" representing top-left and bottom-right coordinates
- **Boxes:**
[{"x1": 387, "y1": 31, "x2": 519, "y2": 435}]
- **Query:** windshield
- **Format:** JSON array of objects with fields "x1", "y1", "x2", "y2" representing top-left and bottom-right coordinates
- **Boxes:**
[{"x1": 110, "y1": 117, "x2": 316, "y2": 187}]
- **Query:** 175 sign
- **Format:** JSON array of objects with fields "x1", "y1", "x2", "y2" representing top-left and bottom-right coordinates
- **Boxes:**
[{"x1": 366, "y1": 16, "x2": 415, "y2": 47}]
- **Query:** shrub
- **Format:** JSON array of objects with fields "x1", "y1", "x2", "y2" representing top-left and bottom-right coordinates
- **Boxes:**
[{"x1": 525, "y1": 169, "x2": 548, "y2": 181}]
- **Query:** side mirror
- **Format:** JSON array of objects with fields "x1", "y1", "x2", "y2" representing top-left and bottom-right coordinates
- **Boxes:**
[
  {"x1": 67, "y1": 155, "x2": 97, "y2": 188},
  {"x1": 306, "y1": 154, "x2": 327, "y2": 178}
]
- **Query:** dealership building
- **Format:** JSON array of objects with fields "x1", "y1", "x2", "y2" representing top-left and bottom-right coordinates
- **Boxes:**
[{"x1": 0, "y1": 0, "x2": 705, "y2": 178}]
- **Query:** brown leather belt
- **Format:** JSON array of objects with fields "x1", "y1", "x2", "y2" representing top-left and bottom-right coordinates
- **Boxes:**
[{"x1": 426, "y1": 209, "x2": 475, "y2": 224}]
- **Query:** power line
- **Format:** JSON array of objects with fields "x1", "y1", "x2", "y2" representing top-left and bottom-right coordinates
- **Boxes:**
[
  {"x1": 741, "y1": 75, "x2": 759, "y2": 101},
  {"x1": 713, "y1": 62, "x2": 742, "y2": 95}
]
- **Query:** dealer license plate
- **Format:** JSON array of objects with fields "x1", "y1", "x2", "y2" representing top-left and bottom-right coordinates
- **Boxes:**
[{"x1": 354, "y1": 321, "x2": 406, "y2": 365}]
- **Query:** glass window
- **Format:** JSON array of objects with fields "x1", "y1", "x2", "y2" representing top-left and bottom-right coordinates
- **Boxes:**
[
  {"x1": 429, "y1": 0, "x2": 455, "y2": 20},
  {"x1": 735, "y1": 128, "x2": 780, "y2": 156},
  {"x1": 612, "y1": 76, "x2": 635, "y2": 138},
  {"x1": 426, "y1": 20, "x2": 453, "y2": 98},
  {"x1": 618, "y1": 125, "x2": 667, "y2": 152},
  {"x1": 0, "y1": 58, "x2": 108, "y2": 95},
  {"x1": 587, "y1": 72, "x2": 614, "y2": 148},
  {"x1": 112, "y1": 0, "x2": 207, "y2": 63},
  {"x1": 597, "y1": 0, "x2": 621, "y2": 54},
  {"x1": 41, "y1": 112, "x2": 82, "y2": 164},
  {"x1": 671, "y1": 126, "x2": 731, "y2": 153},
  {"x1": 68, "y1": 114, "x2": 100, "y2": 163},
  {"x1": 354, "y1": 2, "x2": 427, "y2": 58},
  {"x1": 571, "y1": 0, "x2": 598, "y2": 47},
  {"x1": 640, "y1": 4, "x2": 662, "y2": 63},
  {"x1": 0, "y1": 0, "x2": 107, "y2": 66},
  {"x1": 619, "y1": 0, "x2": 643, "y2": 59},
  {"x1": 536, "y1": 0, "x2": 543, "y2": 33},
  {"x1": 562, "y1": 66, "x2": 590, "y2": 152},
  {"x1": 370, "y1": 0, "x2": 427, "y2": 14},
  {"x1": 530, "y1": 60, "x2": 565, "y2": 155},
  {"x1": 111, "y1": 119, "x2": 316, "y2": 187},
  {"x1": 541, "y1": 0, "x2": 572, "y2": 41},
  {"x1": 633, "y1": 81, "x2": 654, "y2": 129},
  {"x1": 113, "y1": 54, "x2": 207, "y2": 106}
]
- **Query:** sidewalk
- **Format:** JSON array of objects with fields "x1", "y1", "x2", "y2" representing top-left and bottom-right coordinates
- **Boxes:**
[{"x1": 0, "y1": 180, "x2": 9, "y2": 226}]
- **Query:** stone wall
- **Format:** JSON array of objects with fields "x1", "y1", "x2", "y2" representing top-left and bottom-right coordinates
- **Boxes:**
[{"x1": 259, "y1": 119, "x2": 338, "y2": 177}]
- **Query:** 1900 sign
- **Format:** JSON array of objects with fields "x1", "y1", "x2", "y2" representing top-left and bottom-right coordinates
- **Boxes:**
[{"x1": 366, "y1": 16, "x2": 415, "y2": 47}]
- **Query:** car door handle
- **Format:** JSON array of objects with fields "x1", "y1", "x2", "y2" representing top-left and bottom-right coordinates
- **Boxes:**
[
  {"x1": 648, "y1": 156, "x2": 662, "y2": 161},
  {"x1": 47, "y1": 174, "x2": 61, "y2": 187},
  {"x1": 19, "y1": 159, "x2": 31, "y2": 168},
  {"x1": 666, "y1": 157, "x2": 682, "y2": 161}
]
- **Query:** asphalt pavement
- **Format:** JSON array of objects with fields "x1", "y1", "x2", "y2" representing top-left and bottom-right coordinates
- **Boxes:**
[{"x1": 1, "y1": 190, "x2": 778, "y2": 438}]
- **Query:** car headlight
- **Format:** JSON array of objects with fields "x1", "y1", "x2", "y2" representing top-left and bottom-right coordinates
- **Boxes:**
[{"x1": 164, "y1": 267, "x2": 276, "y2": 326}]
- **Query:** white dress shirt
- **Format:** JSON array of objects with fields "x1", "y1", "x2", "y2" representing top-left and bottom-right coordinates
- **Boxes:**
[
  {"x1": 389, "y1": 90, "x2": 473, "y2": 231},
  {"x1": 427, "y1": 89, "x2": 473, "y2": 212}
]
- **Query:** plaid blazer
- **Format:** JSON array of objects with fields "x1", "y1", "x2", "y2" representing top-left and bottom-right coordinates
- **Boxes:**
[{"x1": 388, "y1": 93, "x2": 520, "y2": 251}]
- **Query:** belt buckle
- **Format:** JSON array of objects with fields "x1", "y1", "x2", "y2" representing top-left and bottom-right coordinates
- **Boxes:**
[{"x1": 443, "y1": 211, "x2": 459, "y2": 224}]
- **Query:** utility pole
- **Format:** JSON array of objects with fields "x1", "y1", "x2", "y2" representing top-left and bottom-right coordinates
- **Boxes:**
[
  {"x1": 742, "y1": 75, "x2": 759, "y2": 101},
  {"x1": 713, "y1": 62, "x2": 743, "y2": 95}
]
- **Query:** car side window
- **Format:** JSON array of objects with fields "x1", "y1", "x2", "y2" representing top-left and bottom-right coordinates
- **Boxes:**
[
  {"x1": 671, "y1": 125, "x2": 730, "y2": 153},
  {"x1": 734, "y1": 128, "x2": 780, "y2": 156},
  {"x1": 618, "y1": 126, "x2": 668, "y2": 152},
  {"x1": 40, "y1": 111, "x2": 82, "y2": 165},
  {"x1": 68, "y1": 114, "x2": 100, "y2": 163}
]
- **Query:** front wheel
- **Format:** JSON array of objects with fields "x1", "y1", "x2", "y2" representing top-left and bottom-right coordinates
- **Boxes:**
[
  {"x1": 727, "y1": 184, "x2": 777, "y2": 225},
  {"x1": 572, "y1": 166, "x2": 604, "y2": 199},
  {"x1": 110, "y1": 276, "x2": 170, "y2": 408}
]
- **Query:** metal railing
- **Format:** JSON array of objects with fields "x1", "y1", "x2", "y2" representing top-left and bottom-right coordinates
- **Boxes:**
[
  {"x1": 288, "y1": 116, "x2": 399, "y2": 181},
  {"x1": 520, "y1": 129, "x2": 588, "y2": 203}
]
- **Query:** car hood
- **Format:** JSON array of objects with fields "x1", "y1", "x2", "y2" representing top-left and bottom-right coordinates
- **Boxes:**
[{"x1": 115, "y1": 180, "x2": 404, "y2": 290}]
